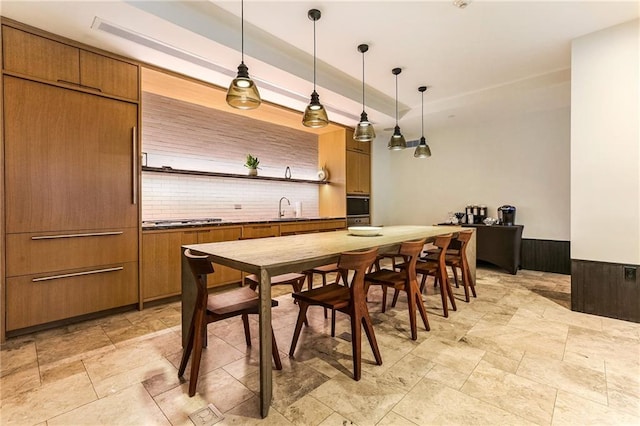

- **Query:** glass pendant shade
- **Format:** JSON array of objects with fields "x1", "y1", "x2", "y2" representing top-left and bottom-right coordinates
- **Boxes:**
[
  {"x1": 353, "y1": 44, "x2": 375, "y2": 142},
  {"x1": 303, "y1": 9, "x2": 329, "y2": 128},
  {"x1": 388, "y1": 125, "x2": 407, "y2": 150},
  {"x1": 414, "y1": 136, "x2": 432, "y2": 158},
  {"x1": 226, "y1": 0, "x2": 261, "y2": 110},
  {"x1": 302, "y1": 90, "x2": 329, "y2": 128},
  {"x1": 388, "y1": 67, "x2": 406, "y2": 150},
  {"x1": 226, "y1": 62, "x2": 261, "y2": 110},
  {"x1": 354, "y1": 111, "x2": 376, "y2": 141}
]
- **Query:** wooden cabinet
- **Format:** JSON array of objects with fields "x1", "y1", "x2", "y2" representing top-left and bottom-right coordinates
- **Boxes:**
[
  {"x1": 2, "y1": 23, "x2": 140, "y2": 334},
  {"x1": 2, "y1": 25, "x2": 138, "y2": 100},
  {"x1": 346, "y1": 150, "x2": 371, "y2": 195},
  {"x1": 242, "y1": 224, "x2": 280, "y2": 239},
  {"x1": 280, "y1": 219, "x2": 346, "y2": 235},
  {"x1": 346, "y1": 130, "x2": 371, "y2": 154},
  {"x1": 142, "y1": 226, "x2": 243, "y2": 302}
]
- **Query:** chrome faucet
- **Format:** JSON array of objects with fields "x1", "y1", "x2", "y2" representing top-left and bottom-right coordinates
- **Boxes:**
[{"x1": 279, "y1": 197, "x2": 290, "y2": 218}]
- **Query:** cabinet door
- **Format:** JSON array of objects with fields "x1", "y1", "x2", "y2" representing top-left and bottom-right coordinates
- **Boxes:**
[
  {"x1": 142, "y1": 231, "x2": 198, "y2": 301},
  {"x1": 358, "y1": 152, "x2": 371, "y2": 194},
  {"x1": 2, "y1": 26, "x2": 80, "y2": 84},
  {"x1": 198, "y1": 227, "x2": 243, "y2": 288},
  {"x1": 242, "y1": 224, "x2": 280, "y2": 239},
  {"x1": 346, "y1": 150, "x2": 361, "y2": 194},
  {"x1": 346, "y1": 128, "x2": 371, "y2": 154},
  {"x1": 4, "y1": 77, "x2": 139, "y2": 232},
  {"x1": 80, "y1": 50, "x2": 139, "y2": 100}
]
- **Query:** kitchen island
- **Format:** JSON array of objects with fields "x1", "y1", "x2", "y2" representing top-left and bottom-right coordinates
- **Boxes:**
[{"x1": 181, "y1": 225, "x2": 475, "y2": 417}]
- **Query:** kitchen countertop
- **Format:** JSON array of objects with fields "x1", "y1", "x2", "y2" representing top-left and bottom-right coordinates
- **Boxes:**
[{"x1": 142, "y1": 216, "x2": 347, "y2": 230}]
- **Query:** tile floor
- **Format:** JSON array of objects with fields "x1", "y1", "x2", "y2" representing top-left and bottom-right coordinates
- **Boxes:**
[{"x1": 1, "y1": 266, "x2": 639, "y2": 425}]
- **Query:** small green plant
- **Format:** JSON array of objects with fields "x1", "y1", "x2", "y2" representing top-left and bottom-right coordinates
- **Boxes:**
[{"x1": 244, "y1": 154, "x2": 261, "y2": 169}]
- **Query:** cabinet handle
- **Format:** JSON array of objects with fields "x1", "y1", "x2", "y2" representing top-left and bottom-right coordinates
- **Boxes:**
[
  {"x1": 31, "y1": 231, "x2": 123, "y2": 240},
  {"x1": 32, "y1": 266, "x2": 124, "y2": 282},
  {"x1": 56, "y1": 79, "x2": 80, "y2": 87},
  {"x1": 132, "y1": 127, "x2": 138, "y2": 205},
  {"x1": 78, "y1": 83, "x2": 103, "y2": 93}
]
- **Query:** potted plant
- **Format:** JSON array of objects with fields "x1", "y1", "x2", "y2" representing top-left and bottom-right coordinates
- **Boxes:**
[{"x1": 245, "y1": 154, "x2": 260, "y2": 176}]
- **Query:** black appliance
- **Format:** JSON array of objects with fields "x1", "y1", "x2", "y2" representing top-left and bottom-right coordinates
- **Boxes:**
[
  {"x1": 498, "y1": 205, "x2": 516, "y2": 225},
  {"x1": 347, "y1": 196, "x2": 370, "y2": 217}
]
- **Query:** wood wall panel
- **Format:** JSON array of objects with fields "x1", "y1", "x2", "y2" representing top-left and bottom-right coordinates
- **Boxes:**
[
  {"x1": 571, "y1": 259, "x2": 640, "y2": 323},
  {"x1": 521, "y1": 239, "x2": 571, "y2": 274}
]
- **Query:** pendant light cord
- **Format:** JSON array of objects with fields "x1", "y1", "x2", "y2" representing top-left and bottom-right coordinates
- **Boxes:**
[
  {"x1": 241, "y1": 0, "x2": 245, "y2": 64},
  {"x1": 395, "y1": 74, "x2": 399, "y2": 126},
  {"x1": 313, "y1": 18, "x2": 317, "y2": 91},
  {"x1": 361, "y1": 51, "x2": 365, "y2": 109},
  {"x1": 421, "y1": 90, "x2": 424, "y2": 137}
]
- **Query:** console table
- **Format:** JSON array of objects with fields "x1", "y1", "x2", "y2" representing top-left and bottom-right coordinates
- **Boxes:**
[{"x1": 462, "y1": 224, "x2": 524, "y2": 274}]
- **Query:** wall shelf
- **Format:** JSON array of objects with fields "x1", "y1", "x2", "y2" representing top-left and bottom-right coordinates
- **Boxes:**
[{"x1": 141, "y1": 166, "x2": 329, "y2": 185}]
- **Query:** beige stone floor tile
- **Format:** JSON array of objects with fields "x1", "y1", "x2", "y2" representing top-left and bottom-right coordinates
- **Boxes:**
[
  {"x1": 103, "y1": 318, "x2": 170, "y2": 344},
  {"x1": 457, "y1": 333, "x2": 526, "y2": 362},
  {"x1": 214, "y1": 395, "x2": 293, "y2": 425},
  {"x1": 40, "y1": 359, "x2": 87, "y2": 384},
  {"x1": 0, "y1": 364, "x2": 41, "y2": 401},
  {"x1": 562, "y1": 350, "x2": 606, "y2": 372},
  {"x1": 376, "y1": 411, "x2": 417, "y2": 426},
  {"x1": 481, "y1": 351, "x2": 521, "y2": 374},
  {"x1": 461, "y1": 360, "x2": 557, "y2": 424},
  {"x1": 316, "y1": 411, "x2": 357, "y2": 426},
  {"x1": 0, "y1": 339, "x2": 37, "y2": 377},
  {"x1": 0, "y1": 372, "x2": 96, "y2": 425},
  {"x1": 565, "y1": 325, "x2": 640, "y2": 367},
  {"x1": 423, "y1": 363, "x2": 471, "y2": 390},
  {"x1": 165, "y1": 334, "x2": 247, "y2": 380},
  {"x1": 375, "y1": 353, "x2": 435, "y2": 392},
  {"x1": 392, "y1": 377, "x2": 537, "y2": 425},
  {"x1": 517, "y1": 353, "x2": 608, "y2": 405},
  {"x1": 542, "y1": 306, "x2": 603, "y2": 332},
  {"x1": 466, "y1": 323, "x2": 566, "y2": 360},
  {"x1": 93, "y1": 358, "x2": 179, "y2": 398},
  {"x1": 411, "y1": 336, "x2": 486, "y2": 374},
  {"x1": 552, "y1": 389, "x2": 640, "y2": 425},
  {"x1": 280, "y1": 394, "x2": 334, "y2": 425},
  {"x1": 600, "y1": 316, "x2": 640, "y2": 340},
  {"x1": 241, "y1": 356, "x2": 331, "y2": 413},
  {"x1": 47, "y1": 383, "x2": 170, "y2": 426},
  {"x1": 35, "y1": 325, "x2": 115, "y2": 366},
  {"x1": 507, "y1": 307, "x2": 570, "y2": 340},
  {"x1": 605, "y1": 359, "x2": 640, "y2": 417},
  {"x1": 309, "y1": 373, "x2": 406, "y2": 426}
]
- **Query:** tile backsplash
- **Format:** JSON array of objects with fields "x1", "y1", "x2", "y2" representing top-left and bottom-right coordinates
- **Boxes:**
[{"x1": 141, "y1": 92, "x2": 321, "y2": 221}]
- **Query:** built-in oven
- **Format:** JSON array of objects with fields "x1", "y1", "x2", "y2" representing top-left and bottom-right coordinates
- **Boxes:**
[{"x1": 347, "y1": 195, "x2": 370, "y2": 226}]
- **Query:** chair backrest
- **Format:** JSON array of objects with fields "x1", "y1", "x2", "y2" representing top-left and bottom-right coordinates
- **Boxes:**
[
  {"x1": 338, "y1": 247, "x2": 378, "y2": 305},
  {"x1": 399, "y1": 238, "x2": 427, "y2": 282},
  {"x1": 433, "y1": 233, "x2": 453, "y2": 268},
  {"x1": 184, "y1": 249, "x2": 215, "y2": 307}
]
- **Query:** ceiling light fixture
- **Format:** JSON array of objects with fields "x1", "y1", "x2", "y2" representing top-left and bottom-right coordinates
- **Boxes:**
[
  {"x1": 414, "y1": 86, "x2": 432, "y2": 159},
  {"x1": 453, "y1": 0, "x2": 471, "y2": 9},
  {"x1": 388, "y1": 67, "x2": 407, "y2": 150},
  {"x1": 226, "y1": 0, "x2": 261, "y2": 109},
  {"x1": 353, "y1": 44, "x2": 375, "y2": 142},
  {"x1": 302, "y1": 9, "x2": 329, "y2": 128}
]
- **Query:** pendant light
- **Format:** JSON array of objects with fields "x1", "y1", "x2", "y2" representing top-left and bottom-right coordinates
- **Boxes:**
[
  {"x1": 388, "y1": 67, "x2": 406, "y2": 150},
  {"x1": 226, "y1": 0, "x2": 261, "y2": 110},
  {"x1": 302, "y1": 9, "x2": 329, "y2": 128},
  {"x1": 353, "y1": 44, "x2": 375, "y2": 142},
  {"x1": 414, "y1": 86, "x2": 432, "y2": 158}
]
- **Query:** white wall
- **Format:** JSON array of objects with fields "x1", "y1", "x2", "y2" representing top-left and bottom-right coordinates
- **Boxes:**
[
  {"x1": 372, "y1": 107, "x2": 571, "y2": 240},
  {"x1": 571, "y1": 19, "x2": 640, "y2": 264}
]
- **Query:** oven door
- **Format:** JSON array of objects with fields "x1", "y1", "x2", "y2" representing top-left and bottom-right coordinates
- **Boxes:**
[{"x1": 346, "y1": 196, "x2": 370, "y2": 216}]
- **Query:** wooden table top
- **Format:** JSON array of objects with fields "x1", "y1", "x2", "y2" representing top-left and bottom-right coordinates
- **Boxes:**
[{"x1": 184, "y1": 225, "x2": 461, "y2": 275}]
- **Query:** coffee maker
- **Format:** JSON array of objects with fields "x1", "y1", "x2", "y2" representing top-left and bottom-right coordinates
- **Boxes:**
[{"x1": 498, "y1": 205, "x2": 516, "y2": 225}]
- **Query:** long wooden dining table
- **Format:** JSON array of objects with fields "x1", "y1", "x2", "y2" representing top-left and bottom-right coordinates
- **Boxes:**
[{"x1": 181, "y1": 225, "x2": 475, "y2": 417}]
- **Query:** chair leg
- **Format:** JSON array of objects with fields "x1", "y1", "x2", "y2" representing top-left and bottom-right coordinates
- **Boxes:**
[
  {"x1": 444, "y1": 273, "x2": 457, "y2": 312},
  {"x1": 242, "y1": 313, "x2": 251, "y2": 346},
  {"x1": 178, "y1": 307, "x2": 198, "y2": 378},
  {"x1": 381, "y1": 286, "x2": 388, "y2": 313},
  {"x1": 412, "y1": 279, "x2": 430, "y2": 332},
  {"x1": 322, "y1": 274, "x2": 328, "y2": 319},
  {"x1": 391, "y1": 288, "x2": 400, "y2": 308},
  {"x1": 451, "y1": 265, "x2": 460, "y2": 288},
  {"x1": 458, "y1": 265, "x2": 470, "y2": 302},
  {"x1": 405, "y1": 283, "x2": 418, "y2": 340},
  {"x1": 438, "y1": 272, "x2": 449, "y2": 318},
  {"x1": 419, "y1": 274, "x2": 427, "y2": 293},
  {"x1": 289, "y1": 302, "x2": 309, "y2": 357},
  {"x1": 331, "y1": 309, "x2": 337, "y2": 337},
  {"x1": 350, "y1": 308, "x2": 363, "y2": 381},
  {"x1": 361, "y1": 313, "x2": 382, "y2": 366},
  {"x1": 188, "y1": 308, "x2": 206, "y2": 397},
  {"x1": 271, "y1": 327, "x2": 282, "y2": 370},
  {"x1": 306, "y1": 272, "x2": 314, "y2": 291},
  {"x1": 465, "y1": 262, "x2": 477, "y2": 298}
]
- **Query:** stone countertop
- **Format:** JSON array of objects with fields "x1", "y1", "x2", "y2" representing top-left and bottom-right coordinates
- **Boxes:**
[{"x1": 141, "y1": 216, "x2": 346, "y2": 231}]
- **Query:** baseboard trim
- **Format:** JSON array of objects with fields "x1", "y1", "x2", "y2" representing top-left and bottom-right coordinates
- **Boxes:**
[
  {"x1": 521, "y1": 239, "x2": 570, "y2": 274},
  {"x1": 572, "y1": 259, "x2": 640, "y2": 323}
]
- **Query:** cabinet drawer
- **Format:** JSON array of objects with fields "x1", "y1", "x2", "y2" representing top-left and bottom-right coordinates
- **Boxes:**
[
  {"x1": 6, "y1": 261, "x2": 138, "y2": 331},
  {"x1": 346, "y1": 129, "x2": 371, "y2": 154},
  {"x1": 318, "y1": 220, "x2": 347, "y2": 231},
  {"x1": 242, "y1": 224, "x2": 280, "y2": 239},
  {"x1": 2, "y1": 26, "x2": 80, "y2": 84},
  {"x1": 6, "y1": 228, "x2": 138, "y2": 277}
]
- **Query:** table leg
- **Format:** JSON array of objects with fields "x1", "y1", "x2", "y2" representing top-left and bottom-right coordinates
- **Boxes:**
[
  {"x1": 259, "y1": 268, "x2": 272, "y2": 418},
  {"x1": 181, "y1": 251, "x2": 196, "y2": 347}
]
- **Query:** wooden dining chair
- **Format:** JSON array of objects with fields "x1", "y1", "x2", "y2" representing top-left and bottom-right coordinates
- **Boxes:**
[
  {"x1": 413, "y1": 233, "x2": 457, "y2": 317},
  {"x1": 423, "y1": 229, "x2": 476, "y2": 302},
  {"x1": 178, "y1": 249, "x2": 282, "y2": 397},
  {"x1": 289, "y1": 247, "x2": 381, "y2": 381},
  {"x1": 364, "y1": 239, "x2": 430, "y2": 340}
]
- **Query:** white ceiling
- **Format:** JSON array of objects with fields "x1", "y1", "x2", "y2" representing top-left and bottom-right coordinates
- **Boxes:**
[{"x1": 2, "y1": 1, "x2": 638, "y2": 140}]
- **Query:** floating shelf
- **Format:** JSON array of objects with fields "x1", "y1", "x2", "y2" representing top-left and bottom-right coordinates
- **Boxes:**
[{"x1": 142, "y1": 166, "x2": 329, "y2": 185}]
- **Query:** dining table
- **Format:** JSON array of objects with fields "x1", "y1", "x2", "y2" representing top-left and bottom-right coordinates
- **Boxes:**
[{"x1": 181, "y1": 224, "x2": 475, "y2": 418}]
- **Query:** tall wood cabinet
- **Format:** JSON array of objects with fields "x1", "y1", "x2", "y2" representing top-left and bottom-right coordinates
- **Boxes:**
[
  {"x1": 2, "y1": 22, "x2": 140, "y2": 335},
  {"x1": 345, "y1": 129, "x2": 371, "y2": 195}
]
